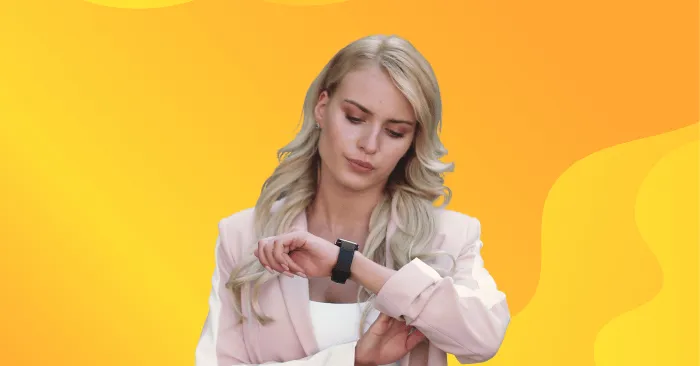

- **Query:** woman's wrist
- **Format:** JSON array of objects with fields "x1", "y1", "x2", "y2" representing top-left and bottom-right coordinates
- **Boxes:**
[{"x1": 349, "y1": 252, "x2": 395, "y2": 294}]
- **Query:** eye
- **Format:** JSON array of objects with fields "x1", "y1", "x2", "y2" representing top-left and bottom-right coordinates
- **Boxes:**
[
  {"x1": 386, "y1": 129, "x2": 405, "y2": 138},
  {"x1": 345, "y1": 115, "x2": 362, "y2": 124}
]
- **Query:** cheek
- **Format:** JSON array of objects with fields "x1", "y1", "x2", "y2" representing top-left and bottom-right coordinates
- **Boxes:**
[
  {"x1": 327, "y1": 113, "x2": 360, "y2": 149},
  {"x1": 380, "y1": 140, "x2": 412, "y2": 171},
  {"x1": 319, "y1": 115, "x2": 351, "y2": 159},
  {"x1": 328, "y1": 113, "x2": 358, "y2": 137}
]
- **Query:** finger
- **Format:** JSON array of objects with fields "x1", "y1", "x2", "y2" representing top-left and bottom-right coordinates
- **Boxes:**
[
  {"x1": 257, "y1": 240, "x2": 274, "y2": 274},
  {"x1": 273, "y1": 232, "x2": 307, "y2": 252},
  {"x1": 367, "y1": 313, "x2": 387, "y2": 331},
  {"x1": 275, "y1": 231, "x2": 303, "y2": 242},
  {"x1": 385, "y1": 318, "x2": 409, "y2": 338},
  {"x1": 405, "y1": 327, "x2": 426, "y2": 350},
  {"x1": 368, "y1": 313, "x2": 392, "y2": 335},
  {"x1": 289, "y1": 235, "x2": 308, "y2": 251},
  {"x1": 269, "y1": 241, "x2": 294, "y2": 278},
  {"x1": 280, "y1": 235, "x2": 309, "y2": 276},
  {"x1": 265, "y1": 240, "x2": 286, "y2": 274},
  {"x1": 282, "y1": 253, "x2": 306, "y2": 278},
  {"x1": 377, "y1": 313, "x2": 391, "y2": 324},
  {"x1": 273, "y1": 240, "x2": 292, "y2": 276}
]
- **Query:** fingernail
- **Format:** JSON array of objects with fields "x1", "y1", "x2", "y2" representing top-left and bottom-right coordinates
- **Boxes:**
[
  {"x1": 265, "y1": 266, "x2": 274, "y2": 274},
  {"x1": 296, "y1": 272, "x2": 307, "y2": 278},
  {"x1": 282, "y1": 263, "x2": 290, "y2": 271}
]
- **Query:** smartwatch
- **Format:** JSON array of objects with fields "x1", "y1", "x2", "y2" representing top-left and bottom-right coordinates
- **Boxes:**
[{"x1": 331, "y1": 238, "x2": 359, "y2": 284}]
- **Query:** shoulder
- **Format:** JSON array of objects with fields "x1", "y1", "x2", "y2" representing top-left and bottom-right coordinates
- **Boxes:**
[
  {"x1": 217, "y1": 206, "x2": 258, "y2": 263},
  {"x1": 219, "y1": 206, "x2": 256, "y2": 233},
  {"x1": 216, "y1": 199, "x2": 287, "y2": 263},
  {"x1": 433, "y1": 207, "x2": 483, "y2": 247},
  {"x1": 434, "y1": 208, "x2": 479, "y2": 228}
]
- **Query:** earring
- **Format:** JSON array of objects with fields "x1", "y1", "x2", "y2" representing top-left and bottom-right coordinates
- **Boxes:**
[{"x1": 315, "y1": 122, "x2": 321, "y2": 130}]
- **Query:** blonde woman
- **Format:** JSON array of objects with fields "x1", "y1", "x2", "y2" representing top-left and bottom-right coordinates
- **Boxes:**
[{"x1": 195, "y1": 34, "x2": 510, "y2": 366}]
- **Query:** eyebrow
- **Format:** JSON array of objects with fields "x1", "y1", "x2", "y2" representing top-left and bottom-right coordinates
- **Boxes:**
[{"x1": 343, "y1": 99, "x2": 416, "y2": 126}]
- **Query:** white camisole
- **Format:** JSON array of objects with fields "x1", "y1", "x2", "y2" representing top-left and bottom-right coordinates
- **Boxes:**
[{"x1": 309, "y1": 301, "x2": 400, "y2": 366}]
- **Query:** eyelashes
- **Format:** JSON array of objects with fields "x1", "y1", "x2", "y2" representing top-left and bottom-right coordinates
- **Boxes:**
[
  {"x1": 346, "y1": 115, "x2": 362, "y2": 123},
  {"x1": 345, "y1": 115, "x2": 405, "y2": 139},
  {"x1": 387, "y1": 130, "x2": 404, "y2": 138}
]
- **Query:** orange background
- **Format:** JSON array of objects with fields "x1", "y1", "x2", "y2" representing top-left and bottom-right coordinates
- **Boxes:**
[{"x1": 0, "y1": 0, "x2": 697, "y2": 365}]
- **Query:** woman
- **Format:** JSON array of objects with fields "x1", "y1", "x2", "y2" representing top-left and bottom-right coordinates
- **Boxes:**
[{"x1": 195, "y1": 34, "x2": 510, "y2": 366}]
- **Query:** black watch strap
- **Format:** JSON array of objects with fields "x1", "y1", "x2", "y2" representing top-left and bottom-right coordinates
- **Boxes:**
[{"x1": 331, "y1": 238, "x2": 358, "y2": 284}]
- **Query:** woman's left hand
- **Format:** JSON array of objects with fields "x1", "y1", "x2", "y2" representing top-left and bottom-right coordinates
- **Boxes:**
[{"x1": 253, "y1": 231, "x2": 339, "y2": 278}]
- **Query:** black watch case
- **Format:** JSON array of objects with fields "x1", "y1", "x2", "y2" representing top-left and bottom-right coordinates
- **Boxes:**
[{"x1": 331, "y1": 238, "x2": 359, "y2": 284}]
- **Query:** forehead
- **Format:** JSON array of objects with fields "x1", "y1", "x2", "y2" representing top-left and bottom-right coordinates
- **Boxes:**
[{"x1": 334, "y1": 66, "x2": 415, "y2": 119}]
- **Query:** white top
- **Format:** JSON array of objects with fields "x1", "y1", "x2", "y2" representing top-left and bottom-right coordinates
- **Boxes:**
[{"x1": 309, "y1": 301, "x2": 400, "y2": 366}]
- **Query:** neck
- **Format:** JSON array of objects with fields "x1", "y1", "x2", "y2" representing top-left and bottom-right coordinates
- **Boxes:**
[{"x1": 307, "y1": 173, "x2": 384, "y2": 247}]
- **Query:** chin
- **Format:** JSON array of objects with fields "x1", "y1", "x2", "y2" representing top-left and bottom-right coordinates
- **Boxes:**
[{"x1": 336, "y1": 171, "x2": 377, "y2": 192}]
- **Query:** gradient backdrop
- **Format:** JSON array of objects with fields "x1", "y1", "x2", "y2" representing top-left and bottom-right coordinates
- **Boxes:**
[{"x1": 0, "y1": 0, "x2": 697, "y2": 365}]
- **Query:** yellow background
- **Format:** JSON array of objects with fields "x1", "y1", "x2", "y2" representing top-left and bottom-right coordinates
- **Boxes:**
[{"x1": 0, "y1": 0, "x2": 697, "y2": 365}]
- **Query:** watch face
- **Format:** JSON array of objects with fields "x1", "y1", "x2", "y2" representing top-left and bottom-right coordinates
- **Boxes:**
[{"x1": 336, "y1": 238, "x2": 359, "y2": 251}]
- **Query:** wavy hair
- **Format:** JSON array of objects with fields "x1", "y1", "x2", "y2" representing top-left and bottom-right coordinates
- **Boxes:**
[{"x1": 226, "y1": 34, "x2": 456, "y2": 333}]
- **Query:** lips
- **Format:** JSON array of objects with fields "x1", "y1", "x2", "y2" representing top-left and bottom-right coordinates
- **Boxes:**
[{"x1": 347, "y1": 158, "x2": 375, "y2": 170}]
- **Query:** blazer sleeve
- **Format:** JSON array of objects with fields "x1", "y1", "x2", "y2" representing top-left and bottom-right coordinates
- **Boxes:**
[
  {"x1": 195, "y1": 219, "x2": 358, "y2": 366},
  {"x1": 373, "y1": 216, "x2": 511, "y2": 364}
]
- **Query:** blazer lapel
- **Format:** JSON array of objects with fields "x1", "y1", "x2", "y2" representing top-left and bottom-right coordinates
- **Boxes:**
[{"x1": 278, "y1": 210, "x2": 319, "y2": 356}]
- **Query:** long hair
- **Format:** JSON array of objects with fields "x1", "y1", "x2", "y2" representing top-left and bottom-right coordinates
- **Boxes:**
[{"x1": 226, "y1": 34, "x2": 456, "y2": 332}]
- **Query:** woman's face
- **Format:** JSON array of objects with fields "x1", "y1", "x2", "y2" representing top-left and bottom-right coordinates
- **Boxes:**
[{"x1": 314, "y1": 65, "x2": 417, "y2": 193}]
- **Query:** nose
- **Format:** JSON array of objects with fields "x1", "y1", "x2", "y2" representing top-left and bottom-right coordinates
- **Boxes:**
[{"x1": 357, "y1": 125, "x2": 380, "y2": 154}]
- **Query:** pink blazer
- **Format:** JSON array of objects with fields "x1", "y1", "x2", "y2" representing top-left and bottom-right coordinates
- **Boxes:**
[{"x1": 195, "y1": 204, "x2": 510, "y2": 366}]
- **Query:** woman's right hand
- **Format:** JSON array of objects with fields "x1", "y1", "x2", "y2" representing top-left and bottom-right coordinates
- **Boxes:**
[{"x1": 355, "y1": 313, "x2": 426, "y2": 366}]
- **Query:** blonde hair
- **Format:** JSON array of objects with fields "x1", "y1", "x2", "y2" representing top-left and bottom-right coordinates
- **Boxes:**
[{"x1": 226, "y1": 34, "x2": 456, "y2": 332}]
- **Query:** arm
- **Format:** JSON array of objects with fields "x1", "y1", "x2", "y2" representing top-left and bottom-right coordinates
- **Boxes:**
[
  {"x1": 349, "y1": 253, "x2": 394, "y2": 294},
  {"x1": 195, "y1": 218, "x2": 360, "y2": 366},
  {"x1": 350, "y1": 217, "x2": 510, "y2": 364}
]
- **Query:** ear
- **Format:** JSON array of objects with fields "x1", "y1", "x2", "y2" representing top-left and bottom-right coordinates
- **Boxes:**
[{"x1": 314, "y1": 90, "x2": 330, "y2": 129}]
